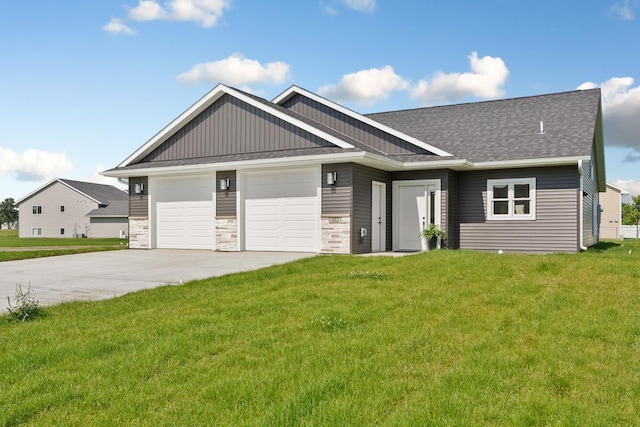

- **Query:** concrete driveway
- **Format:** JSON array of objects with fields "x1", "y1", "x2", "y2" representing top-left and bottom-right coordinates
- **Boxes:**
[{"x1": 0, "y1": 250, "x2": 315, "y2": 313}]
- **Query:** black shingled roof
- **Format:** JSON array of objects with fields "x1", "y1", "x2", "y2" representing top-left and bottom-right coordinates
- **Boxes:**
[
  {"x1": 58, "y1": 179, "x2": 128, "y2": 205},
  {"x1": 366, "y1": 89, "x2": 601, "y2": 163}
]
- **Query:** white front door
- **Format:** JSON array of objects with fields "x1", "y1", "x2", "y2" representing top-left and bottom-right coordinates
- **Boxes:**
[
  {"x1": 394, "y1": 180, "x2": 441, "y2": 251},
  {"x1": 371, "y1": 181, "x2": 386, "y2": 252}
]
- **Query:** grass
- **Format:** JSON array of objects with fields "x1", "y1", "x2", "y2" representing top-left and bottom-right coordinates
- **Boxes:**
[
  {"x1": 0, "y1": 229, "x2": 126, "y2": 261},
  {"x1": 1, "y1": 240, "x2": 640, "y2": 425}
]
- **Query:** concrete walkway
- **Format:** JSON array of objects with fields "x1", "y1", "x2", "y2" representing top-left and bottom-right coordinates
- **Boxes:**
[{"x1": 0, "y1": 250, "x2": 315, "y2": 313}]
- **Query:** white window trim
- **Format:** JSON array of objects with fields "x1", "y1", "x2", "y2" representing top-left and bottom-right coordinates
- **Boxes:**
[
  {"x1": 31, "y1": 227, "x2": 42, "y2": 236},
  {"x1": 487, "y1": 178, "x2": 536, "y2": 221}
]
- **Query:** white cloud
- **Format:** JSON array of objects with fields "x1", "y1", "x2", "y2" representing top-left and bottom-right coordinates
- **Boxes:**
[
  {"x1": 0, "y1": 148, "x2": 73, "y2": 182},
  {"x1": 410, "y1": 52, "x2": 509, "y2": 105},
  {"x1": 102, "y1": 18, "x2": 136, "y2": 35},
  {"x1": 610, "y1": 0, "x2": 635, "y2": 20},
  {"x1": 578, "y1": 77, "x2": 640, "y2": 150},
  {"x1": 176, "y1": 53, "x2": 290, "y2": 86},
  {"x1": 128, "y1": 0, "x2": 231, "y2": 27},
  {"x1": 614, "y1": 179, "x2": 640, "y2": 197},
  {"x1": 88, "y1": 165, "x2": 128, "y2": 190},
  {"x1": 318, "y1": 66, "x2": 409, "y2": 106},
  {"x1": 344, "y1": 0, "x2": 376, "y2": 13}
]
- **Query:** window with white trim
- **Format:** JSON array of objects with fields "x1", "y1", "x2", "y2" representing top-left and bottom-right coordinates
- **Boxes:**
[
  {"x1": 32, "y1": 205, "x2": 42, "y2": 215},
  {"x1": 487, "y1": 178, "x2": 536, "y2": 220},
  {"x1": 31, "y1": 227, "x2": 42, "y2": 236}
]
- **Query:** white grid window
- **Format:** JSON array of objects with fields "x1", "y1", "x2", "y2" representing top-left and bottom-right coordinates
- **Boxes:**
[
  {"x1": 31, "y1": 227, "x2": 42, "y2": 236},
  {"x1": 487, "y1": 178, "x2": 536, "y2": 220},
  {"x1": 32, "y1": 205, "x2": 42, "y2": 215}
]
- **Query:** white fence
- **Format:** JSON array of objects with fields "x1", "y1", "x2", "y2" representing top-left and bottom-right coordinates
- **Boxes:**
[{"x1": 621, "y1": 225, "x2": 640, "y2": 239}]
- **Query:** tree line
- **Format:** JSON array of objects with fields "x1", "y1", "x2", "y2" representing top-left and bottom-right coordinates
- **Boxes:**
[{"x1": 1, "y1": 198, "x2": 19, "y2": 229}]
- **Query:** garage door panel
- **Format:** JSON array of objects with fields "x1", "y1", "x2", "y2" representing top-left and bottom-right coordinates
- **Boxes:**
[
  {"x1": 156, "y1": 177, "x2": 214, "y2": 250},
  {"x1": 245, "y1": 170, "x2": 318, "y2": 252}
]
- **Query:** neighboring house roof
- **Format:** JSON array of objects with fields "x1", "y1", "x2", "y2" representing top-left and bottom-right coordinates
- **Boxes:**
[
  {"x1": 86, "y1": 200, "x2": 129, "y2": 217},
  {"x1": 16, "y1": 178, "x2": 128, "y2": 207},
  {"x1": 605, "y1": 182, "x2": 630, "y2": 194}
]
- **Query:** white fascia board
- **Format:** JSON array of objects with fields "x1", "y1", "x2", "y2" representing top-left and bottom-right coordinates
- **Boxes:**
[
  {"x1": 272, "y1": 85, "x2": 453, "y2": 157},
  {"x1": 118, "y1": 84, "x2": 228, "y2": 167},
  {"x1": 470, "y1": 156, "x2": 590, "y2": 170},
  {"x1": 118, "y1": 85, "x2": 355, "y2": 168},
  {"x1": 103, "y1": 152, "x2": 376, "y2": 178},
  {"x1": 16, "y1": 178, "x2": 102, "y2": 206},
  {"x1": 606, "y1": 182, "x2": 629, "y2": 194}
]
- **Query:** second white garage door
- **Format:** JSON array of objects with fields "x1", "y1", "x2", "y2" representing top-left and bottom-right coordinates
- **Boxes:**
[
  {"x1": 156, "y1": 176, "x2": 214, "y2": 250},
  {"x1": 244, "y1": 169, "x2": 318, "y2": 252}
]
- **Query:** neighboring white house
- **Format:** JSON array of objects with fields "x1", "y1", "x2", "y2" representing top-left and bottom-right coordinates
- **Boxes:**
[
  {"x1": 599, "y1": 182, "x2": 629, "y2": 240},
  {"x1": 16, "y1": 178, "x2": 129, "y2": 238}
]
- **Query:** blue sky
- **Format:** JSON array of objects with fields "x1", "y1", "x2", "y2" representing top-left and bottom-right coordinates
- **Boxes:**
[{"x1": 2, "y1": 0, "x2": 640, "y2": 202}]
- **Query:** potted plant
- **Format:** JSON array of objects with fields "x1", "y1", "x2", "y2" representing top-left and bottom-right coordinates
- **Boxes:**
[{"x1": 421, "y1": 223, "x2": 445, "y2": 251}]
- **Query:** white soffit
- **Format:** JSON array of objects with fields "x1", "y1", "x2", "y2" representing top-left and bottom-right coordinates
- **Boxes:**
[
  {"x1": 118, "y1": 85, "x2": 355, "y2": 168},
  {"x1": 272, "y1": 85, "x2": 453, "y2": 157}
]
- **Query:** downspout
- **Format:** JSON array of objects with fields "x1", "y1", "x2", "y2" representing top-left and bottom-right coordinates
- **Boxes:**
[
  {"x1": 117, "y1": 177, "x2": 129, "y2": 188},
  {"x1": 578, "y1": 160, "x2": 588, "y2": 251}
]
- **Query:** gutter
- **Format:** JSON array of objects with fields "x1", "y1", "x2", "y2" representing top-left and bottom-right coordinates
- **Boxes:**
[{"x1": 578, "y1": 160, "x2": 588, "y2": 251}]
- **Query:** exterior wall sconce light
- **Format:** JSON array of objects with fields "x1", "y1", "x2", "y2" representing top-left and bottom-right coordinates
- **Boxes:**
[
  {"x1": 609, "y1": 218, "x2": 613, "y2": 223},
  {"x1": 134, "y1": 183, "x2": 144, "y2": 194},
  {"x1": 327, "y1": 172, "x2": 337, "y2": 185},
  {"x1": 220, "y1": 178, "x2": 230, "y2": 190}
]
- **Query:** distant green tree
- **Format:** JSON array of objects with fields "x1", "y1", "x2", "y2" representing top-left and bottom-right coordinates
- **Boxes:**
[
  {"x1": 622, "y1": 195, "x2": 640, "y2": 226},
  {"x1": 0, "y1": 198, "x2": 18, "y2": 229}
]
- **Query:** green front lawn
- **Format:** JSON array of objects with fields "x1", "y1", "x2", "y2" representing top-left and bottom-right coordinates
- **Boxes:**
[
  {"x1": 0, "y1": 229, "x2": 126, "y2": 261},
  {"x1": 2, "y1": 241, "x2": 639, "y2": 425},
  {"x1": 0, "y1": 229, "x2": 125, "y2": 247}
]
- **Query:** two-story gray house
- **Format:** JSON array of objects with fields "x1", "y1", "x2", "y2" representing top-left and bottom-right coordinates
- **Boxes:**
[
  {"x1": 103, "y1": 84, "x2": 605, "y2": 254},
  {"x1": 16, "y1": 178, "x2": 129, "y2": 238}
]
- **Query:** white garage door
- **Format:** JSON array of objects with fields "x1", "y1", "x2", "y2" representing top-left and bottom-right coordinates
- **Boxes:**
[
  {"x1": 245, "y1": 169, "x2": 318, "y2": 252},
  {"x1": 156, "y1": 176, "x2": 214, "y2": 250}
]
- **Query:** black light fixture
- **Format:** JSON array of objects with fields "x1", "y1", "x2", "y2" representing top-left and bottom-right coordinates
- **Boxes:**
[{"x1": 326, "y1": 172, "x2": 337, "y2": 185}]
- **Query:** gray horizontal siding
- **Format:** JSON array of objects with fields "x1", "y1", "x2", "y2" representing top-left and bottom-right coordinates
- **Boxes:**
[
  {"x1": 352, "y1": 164, "x2": 391, "y2": 254},
  {"x1": 129, "y1": 177, "x2": 148, "y2": 217},
  {"x1": 322, "y1": 163, "x2": 353, "y2": 215},
  {"x1": 458, "y1": 166, "x2": 580, "y2": 253},
  {"x1": 581, "y1": 157, "x2": 598, "y2": 247},
  {"x1": 283, "y1": 94, "x2": 429, "y2": 155},
  {"x1": 141, "y1": 94, "x2": 334, "y2": 163},
  {"x1": 216, "y1": 170, "x2": 236, "y2": 217}
]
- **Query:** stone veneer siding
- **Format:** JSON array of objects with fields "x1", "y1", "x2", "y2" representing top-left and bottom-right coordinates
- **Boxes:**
[
  {"x1": 321, "y1": 214, "x2": 351, "y2": 254},
  {"x1": 216, "y1": 217, "x2": 238, "y2": 251},
  {"x1": 129, "y1": 217, "x2": 149, "y2": 249}
]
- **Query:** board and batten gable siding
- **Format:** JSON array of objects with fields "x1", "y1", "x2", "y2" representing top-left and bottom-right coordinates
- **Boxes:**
[
  {"x1": 390, "y1": 169, "x2": 455, "y2": 249},
  {"x1": 457, "y1": 166, "x2": 580, "y2": 253},
  {"x1": 129, "y1": 177, "x2": 149, "y2": 217},
  {"x1": 216, "y1": 170, "x2": 236, "y2": 217},
  {"x1": 352, "y1": 164, "x2": 391, "y2": 253},
  {"x1": 18, "y1": 181, "x2": 100, "y2": 238},
  {"x1": 282, "y1": 94, "x2": 430, "y2": 155},
  {"x1": 581, "y1": 159, "x2": 598, "y2": 247},
  {"x1": 140, "y1": 94, "x2": 335, "y2": 163}
]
